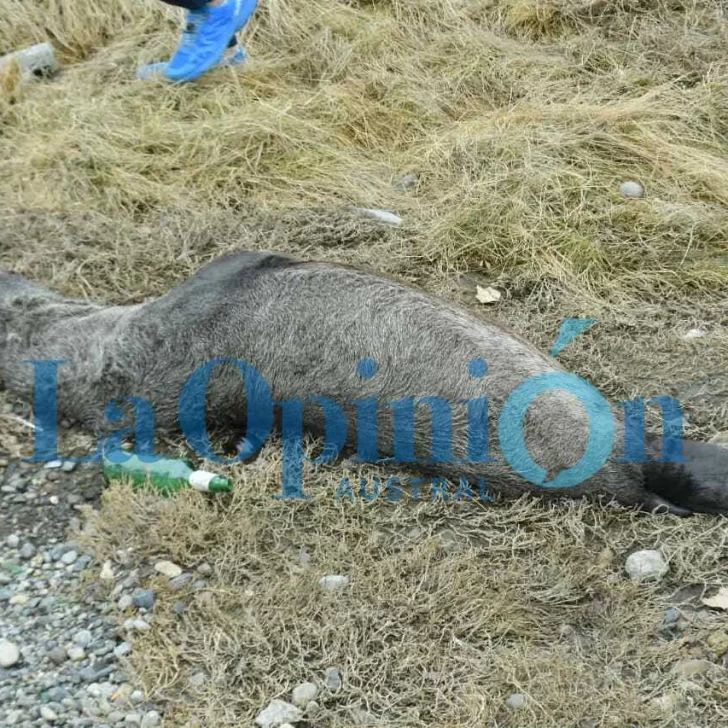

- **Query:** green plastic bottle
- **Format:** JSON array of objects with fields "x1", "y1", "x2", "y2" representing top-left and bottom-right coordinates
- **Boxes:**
[{"x1": 102, "y1": 452, "x2": 232, "y2": 496}]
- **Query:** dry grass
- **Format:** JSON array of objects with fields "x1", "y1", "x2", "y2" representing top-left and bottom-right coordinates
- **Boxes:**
[{"x1": 2, "y1": 0, "x2": 728, "y2": 725}]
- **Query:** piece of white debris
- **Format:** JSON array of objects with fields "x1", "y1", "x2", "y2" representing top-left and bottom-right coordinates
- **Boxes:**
[
  {"x1": 682, "y1": 328, "x2": 707, "y2": 340},
  {"x1": 100, "y1": 560, "x2": 115, "y2": 581},
  {"x1": 355, "y1": 208, "x2": 403, "y2": 226},
  {"x1": 619, "y1": 180, "x2": 645, "y2": 199},
  {"x1": 319, "y1": 575, "x2": 350, "y2": 592},
  {"x1": 505, "y1": 693, "x2": 529, "y2": 710},
  {"x1": 625, "y1": 549, "x2": 668, "y2": 582},
  {"x1": 475, "y1": 285, "x2": 501, "y2": 305},
  {"x1": 702, "y1": 587, "x2": 728, "y2": 611},
  {"x1": 0, "y1": 43, "x2": 58, "y2": 81}
]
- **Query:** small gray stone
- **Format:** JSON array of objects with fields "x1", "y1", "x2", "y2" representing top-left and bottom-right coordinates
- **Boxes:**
[
  {"x1": 0, "y1": 640, "x2": 21, "y2": 668},
  {"x1": 114, "y1": 642, "x2": 132, "y2": 659},
  {"x1": 173, "y1": 601, "x2": 186, "y2": 616},
  {"x1": 393, "y1": 172, "x2": 418, "y2": 192},
  {"x1": 117, "y1": 594, "x2": 133, "y2": 610},
  {"x1": 141, "y1": 711, "x2": 161, "y2": 727},
  {"x1": 66, "y1": 645, "x2": 86, "y2": 661},
  {"x1": 188, "y1": 671, "x2": 206, "y2": 687},
  {"x1": 61, "y1": 550, "x2": 79, "y2": 565},
  {"x1": 619, "y1": 180, "x2": 645, "y2": 199},
  {"x1": 664, "y1": 607, "x2": 680, "y2": 626},
  {"x1": 6, "y1": 534, "x2": 19, "y2": 549},
  {"x1": 154, "y1": 560, "x2": 182, "y2": 579},
  {"x1": 625, "y1": 550, "x2": 668, "y2": 582},
  {"x1": 73, "y1": 629, "x2": 93, "y2": 648},
  {"x1": 61, "y1": 460, "x2": 78, "y2": 472},
  {"x1": 292, "y1": 681, "x2": 319, "y2": 706},
  {"x1": 40, "y1": 705, "x2": 59, "y2": 721},
  {"x1": 169, "y1": 573, "x2": 194, "y2": 591},
  {"x1": 129, "y1": 690, "x2": 145, "y2": 705},
  {"x1": 324, "y1": 666, "x2": 342, "y2": 692},
  {"x1": 506, "y1": 693, "x2": 528, "y2": 710},
  {"x1": 196, "y1": 562, "x2": 212, "y2": 576},
  {"x1": 48, "y1": 646, "x2": 68, "y2": 665},
  {"x1": 255, "y1": 700, "x2": 302, "y2": 728},
  {"x1": 132, "y1": 590, "x2": 156, "y2": 610},
  {"x1": 19, "y1": 542, "x2": 36, "y2": 560}
]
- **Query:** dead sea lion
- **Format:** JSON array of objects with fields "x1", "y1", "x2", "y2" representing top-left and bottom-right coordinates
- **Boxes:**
[{"x1": 1, "y1": 251, "x2": 726, "y2": 515}]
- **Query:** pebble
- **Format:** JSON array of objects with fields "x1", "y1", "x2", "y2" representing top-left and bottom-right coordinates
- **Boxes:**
[
  {"x1": 141, "y1": 710, "x2": 161, "y2": 727},
  {"x1": 0, "y1": 640, "x2": 21, "y2": 668},
  {"x1": 19, "y1": 542, "x2": 36, "y2": 560},
  {"x1": 169, "y1": 573, "x2": 194, "y2": 590},
  {"x1": 188, "y1": 671, "x2": 206, "y2": 687},
  {"x1": 505, "y1": 693, "x2": 528, "y2": 710},
  {"x1": 61, "y1": 549, "x2": 79, "y2": 565},
  {"x1": 319, "y1": 575, "x2": 350, "y2": 592},
  {"x1": 132, "y1": 589, "x2": 156, "y2": 610},
  {"x1": 40, "y1": 705, "x2": 59, "y2": 721},
  {"x1": 664, "y1": 608, "x2": 680, "y2": 626},
  {"x1": 154, "y1": 561, "x2": 182, "y2": 579},
  {"x1": 73, "y1": 629, "x2": 93, "y2": 647},
  {"x1": 67, "y1": 645, "x2": 86, "y2": 661},
  {"x1": 619, "y1": 180, "x2": 645, "y2": 198},
  {"x1": 100, "y1": 561, "x2": 115, "y2": 580},
  {"x1": 255, "y1": 699, "x2": 303, "y2": 728},
  {"x1": 393, "y1": 172, "x2": 418, "y2": 192},
  {"x1": 48, "y1": 646, "x2": 68, "y2": 665},
  {"x1": 324, "y1": 666, "x2": 342, "y2": 692},
  {"x1": 292, "y1": 681, "x2": 318, "y2": 706},
  {"x1": 624, "y1": 550, "x2": 668, "y2": 582},
  {"x1": 114, "y1": 642, "x2": 133, "y2": 659},
  {"x1": 6, "y1": 533, "x2": 20, "y2": 548}
]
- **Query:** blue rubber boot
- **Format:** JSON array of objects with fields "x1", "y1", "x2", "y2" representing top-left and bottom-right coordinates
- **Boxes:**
[
  {"x1": 137, "y1": 44, "x2": 246, "y2": 81},
  {"x1": 169, "y1": 0, "x2": 257, "y2": 83},
  {"x1": 137, "y1": 9, "x2": 208, "y2": 81}
]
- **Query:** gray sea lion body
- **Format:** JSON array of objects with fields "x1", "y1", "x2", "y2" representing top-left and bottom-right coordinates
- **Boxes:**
[{"x1": 1, "y1": 251, "x2": 726, "y2": 514}]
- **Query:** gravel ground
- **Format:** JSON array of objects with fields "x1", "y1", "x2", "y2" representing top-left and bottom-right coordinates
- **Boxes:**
[{"x1": 0, "y1": 455, "x2": 164, "y2": 727}]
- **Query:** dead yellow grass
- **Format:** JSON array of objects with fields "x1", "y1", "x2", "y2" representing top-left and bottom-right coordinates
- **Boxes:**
[{"x1": 1, "y1": 0, "x2": 728, "y2": 725}]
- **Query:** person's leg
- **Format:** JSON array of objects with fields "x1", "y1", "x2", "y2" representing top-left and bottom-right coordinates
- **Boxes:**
[
  {"x1": 166, "y1": 0, "x2": 258, "y2": 83},
  {"x1": 158, "y1": 0, "x2": 209, "y2": 9},
  {"x1": 138, "y1": 0, "x2": 245, "y2": 81}
]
